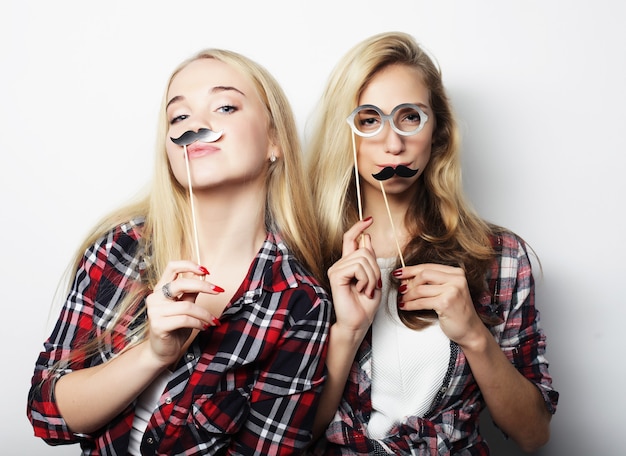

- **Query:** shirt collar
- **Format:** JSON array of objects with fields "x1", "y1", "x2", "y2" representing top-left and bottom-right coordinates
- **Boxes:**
[{"x1": 237, "y1": 231, "x2": 301, "y2": 306}]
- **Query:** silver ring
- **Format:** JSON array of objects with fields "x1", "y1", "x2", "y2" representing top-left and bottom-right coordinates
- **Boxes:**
[{"x1": 161, "y1": 282, "x2": 175, "y2": 300}]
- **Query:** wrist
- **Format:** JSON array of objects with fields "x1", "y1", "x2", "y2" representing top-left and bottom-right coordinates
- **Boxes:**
[
  {"x1": 134, "y1": 339, "x2": 175, "y2": 372},
  {"x1": 331, "y1": 322, "x2": 368, "y2": 349},
  {"x1": 456, "y1": 324, "x2": 492, "y2": 355}
]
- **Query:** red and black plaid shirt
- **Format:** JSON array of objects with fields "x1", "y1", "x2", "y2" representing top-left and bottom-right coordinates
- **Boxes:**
[
  {"x1": 28, "y1": 217, "x2": 331, "y2": 455},
  {"x1": 311, "y1": 231, "x2": 559, "y2": 455}
]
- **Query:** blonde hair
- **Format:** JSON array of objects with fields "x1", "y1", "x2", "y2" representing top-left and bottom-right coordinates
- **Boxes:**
[
  {"x1": 306, "y1": 32, "x2": 497, "y2": 328},
  {"x1": 59, "y1": 48, "x2": 322, "y2": 360}
]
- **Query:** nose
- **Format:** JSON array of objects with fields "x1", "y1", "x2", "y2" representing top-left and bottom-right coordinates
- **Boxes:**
[
  {"x1": 183, "y1": 107, "x2": 219, "y2": 133},
  {"x1": 191, "y1": 115, "x2": 218, "y2": 134},
  {"x1": 382, "y1": 123, "x2": 405, "y2": 155}
]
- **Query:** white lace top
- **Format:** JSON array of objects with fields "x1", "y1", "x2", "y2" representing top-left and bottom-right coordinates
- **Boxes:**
[{"x1": 368, "y1": 258, "x2": 451, "y2": 440}]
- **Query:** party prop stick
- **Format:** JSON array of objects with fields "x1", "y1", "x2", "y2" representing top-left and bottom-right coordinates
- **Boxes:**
[
  {"x1": 378, "y1": 180, "x2": 406, "y2": 268},
  {"x1": 183, "y1": 145, "x2": 202, "y2": 265},
  {"x1": 351, "y1": 132, "x2": 364, "y2": 220},
  {"x1": 371, "y1": 165, "x2": 419, "y2": 268},
  {"x1": 170, "y1": 128, "x2": 224, "y2": 267}
]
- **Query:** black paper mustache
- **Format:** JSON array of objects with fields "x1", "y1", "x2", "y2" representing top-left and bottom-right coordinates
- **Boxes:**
[
  {"x1": 170, "y1": 128, "x2": 223, "y2": 146},
  {"x1": 372, "y1": 165, "x2": 419, "y2": 181}
]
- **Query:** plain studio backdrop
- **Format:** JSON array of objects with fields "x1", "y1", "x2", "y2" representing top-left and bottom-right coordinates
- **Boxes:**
[{"x1": 2, "y1": 1, "x2": 623, "y2": 455}]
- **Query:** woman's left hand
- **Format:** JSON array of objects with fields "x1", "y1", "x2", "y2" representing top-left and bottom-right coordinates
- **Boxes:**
[{"x1": 394, "y1": 264, "x2": 485, "y2": 347}]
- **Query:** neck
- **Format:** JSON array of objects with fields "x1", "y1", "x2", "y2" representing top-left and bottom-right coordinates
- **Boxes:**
[{"x1": 190, "y1": 182, "x2": 268, "y2": 269}]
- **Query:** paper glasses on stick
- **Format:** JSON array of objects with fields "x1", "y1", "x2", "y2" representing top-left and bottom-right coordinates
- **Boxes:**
[
  {"x1": 170, "y1": 128, "x2": 223, "y2": 266},
  {"x1": 346, "y1": 103, "x2": 429, "y2": 267}
]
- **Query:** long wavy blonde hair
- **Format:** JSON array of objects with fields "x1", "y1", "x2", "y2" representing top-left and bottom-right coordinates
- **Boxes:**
[
  {"x1": 57, "y1": 48, "x2": 322, "y2": 359},
  {"x1": 305, "y1": 32, "x2": 497, "y2": 328}
]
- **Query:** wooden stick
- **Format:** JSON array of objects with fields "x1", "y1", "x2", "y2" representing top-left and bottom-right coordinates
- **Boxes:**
[
  {"x1": 379, "y1": 180, "x2": 405, "y2": 267},
  {"x1": 351, "y1": 132, "x2": 363, "y2": 221},
  {"x1": 183, "y1": 145, "x2": 202, "y2": 266}
]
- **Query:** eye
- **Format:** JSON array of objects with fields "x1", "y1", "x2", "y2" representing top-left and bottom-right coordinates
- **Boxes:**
[
  {"x1": 357, "y1": 109, "x2": 381, "y2": 132},
  {"x1": 170, "y1": 114, "x2": 189, "y2": 125},
  {"x1": 361, "y1": 117, "x2": 379, "y2": 126},
  {"x1": 403, "y1": 112, "x2": 422, "y2": 124},
  {"x1": 394, "y1": 106, "x2": 424, "y2": 132},
  {"x1": 217, "y1": 105, "x2": 238, "y2": 114}
]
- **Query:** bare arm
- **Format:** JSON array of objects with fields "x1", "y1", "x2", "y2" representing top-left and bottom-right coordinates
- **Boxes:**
[
  {"x1": 311, "y1": 325, "x2": 364, "y2": 439},
  {"x1": 461, "y1": 325, "x2": 551, "y2": 451},
  {"x1": 56, "y1": 261, "x2": 221, "y2": 434},
  {"x1": 312, "y1": 219, "x2": 381, "y2": 439},
  {"x1": 396, "y1": 263, "x2": 551, "y2": 452},
  {"x1": 55, "y1": 340, "x2": 168, "y2": 434}
]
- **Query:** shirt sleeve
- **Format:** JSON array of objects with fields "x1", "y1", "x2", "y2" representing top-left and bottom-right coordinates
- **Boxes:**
[
  {"x1": 493, "y1": 233, "x2": 559, "y2": 414},
  {"x1": 229, "y1": 286, "x2": 331, "y2": 455},
  {"x1": 26, "y1": 223, "x2": 142, "y2": 444}
]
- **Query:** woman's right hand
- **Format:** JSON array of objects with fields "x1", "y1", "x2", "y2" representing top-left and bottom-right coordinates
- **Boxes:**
[
  {"x1": 145, "y1": 261, "x2": 224, "y2": 366},
  {"x1": 327, "y1": 217, "x2": 381, "y2": 337}
]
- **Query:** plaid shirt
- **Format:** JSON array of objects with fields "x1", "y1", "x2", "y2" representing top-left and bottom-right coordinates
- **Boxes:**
[
  {"x1": 28, "y1": 217, "x2": 331, "y2": 455},
  {"x1": 312, "y1": 231, "x2": 559, "y2": 455}
]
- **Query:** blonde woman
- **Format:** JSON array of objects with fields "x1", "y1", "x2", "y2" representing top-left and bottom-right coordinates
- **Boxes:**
[
  {"x1": 306, "y1": 32, "x2": 558, "y2": 454},
  {"x1": 28, "y1": 49, "x2": 330, "y2": 455}
]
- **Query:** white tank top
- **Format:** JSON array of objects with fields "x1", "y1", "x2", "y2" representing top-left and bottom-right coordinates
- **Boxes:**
[
  {"x1": 128, "y1": 370, "x2": 172, "y2": 455},
  {"x1": 368, "y1": 258, "x2": 451, "y2": 440}
]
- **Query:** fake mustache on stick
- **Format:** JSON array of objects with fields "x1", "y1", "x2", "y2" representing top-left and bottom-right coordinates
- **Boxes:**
[
  {"x1": 371, "y1": 164, "x2": 419, "y2": 269},
  {"x1": 169, "y1": 127, "x2": 223, "y2": 268},
  {"x1": 372, "y1": 165, "x2": 419, "y2": 181},
  {"x1": 171, "y1": 128, "x2": 223, "y2": 146}
]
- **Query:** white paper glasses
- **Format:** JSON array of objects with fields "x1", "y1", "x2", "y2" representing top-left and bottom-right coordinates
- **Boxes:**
[{"x1": 346, "y1": 103, "x2": 429, "y2": 138}]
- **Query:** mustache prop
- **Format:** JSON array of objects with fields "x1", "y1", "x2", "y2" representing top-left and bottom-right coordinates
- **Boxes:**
[
  {"x1": 372, "y1": 165, "x2": 419, "y2": 181},
  {"x1": 170, "y1": 128, "x2": 223, "y2": 146}
]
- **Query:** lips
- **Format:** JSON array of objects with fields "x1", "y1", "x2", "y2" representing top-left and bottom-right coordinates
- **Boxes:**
[{"x1": 185, "y1": 144, "x2": 220, "y2": 159}]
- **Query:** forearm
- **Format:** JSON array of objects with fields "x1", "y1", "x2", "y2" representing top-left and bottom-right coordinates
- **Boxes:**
[
  {"x1": 462, "y1": 327, "x2": 551, "y2": 452},
  {"x1": 312, "y1": 324, "x2": 364, "y2": 439},
  {"x1": 55, "y1": 340, "x2": 168, "y2": 434}
]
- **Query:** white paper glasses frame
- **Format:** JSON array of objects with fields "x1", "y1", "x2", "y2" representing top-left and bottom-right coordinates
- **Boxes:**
[{"x1": 346, "y1": 103, "x2": 429, "y2": 138}]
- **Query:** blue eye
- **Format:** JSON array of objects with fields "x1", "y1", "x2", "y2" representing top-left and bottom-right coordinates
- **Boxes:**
[{"x1": 217, "y1": 105, "x2": 237, "y2": 114}]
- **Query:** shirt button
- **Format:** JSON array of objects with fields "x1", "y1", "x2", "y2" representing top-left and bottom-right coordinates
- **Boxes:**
[
  {"x1": 186, "y1": 353, "x2": 195, "y2": 361},
  {"x1": 165, "y1": 397, "x2": 172, "y2": 404},
  {"x1": 146, "y1": 437, "x2": 154, "y2": 444}
]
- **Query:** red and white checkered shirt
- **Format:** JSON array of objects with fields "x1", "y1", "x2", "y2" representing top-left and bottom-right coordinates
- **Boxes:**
[
  {"x1": 311, "y1": 231, "x2": 559, "y2": 455},
  {"x1": 28, "y1": 217, "x2": 331, "y2": 455}
]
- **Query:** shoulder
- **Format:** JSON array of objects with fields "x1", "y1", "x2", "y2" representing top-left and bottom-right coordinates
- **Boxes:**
[
  {"x1": 112, "y1": 215, "x2": 145, "y2": 241},
  {"x1": 489, "y1": 226, "x2": 532, "y2": 265},
  {"x1": 93, "y1": 216, "x2": 145, "y2": 249},
  {"x1": 80, "y1": 216, "x2": 147, "y2": 274},
  {"x1": 486, "y1": 227, "x2": 535, "y2": 306}
]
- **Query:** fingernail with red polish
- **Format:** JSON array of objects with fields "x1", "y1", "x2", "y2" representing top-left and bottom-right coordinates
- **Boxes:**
[
  {"x1": 213, "y1": 285, "x2": 225, "y2": 293},
  {"x1": 399, "y1": 284, "x2": 408, "y2": 293},
  {"x1": 392, "y1": 269, "x2": 403, "y2": 277},
  {"x1": 378, "y1": 278, "x2": 382, "y2": 289},
  {"x1": 202, "y1": 323, "x2": 209, "y2": 331},
  {"x1": 363, "y1": 216, "x2": 373, "y2": 222},
  {"x1": 199, "y1": 266, "x2": 210, "y2": 275},
  {"x1": 212, "y1": 317, "x2": 221, "y2": 326}
]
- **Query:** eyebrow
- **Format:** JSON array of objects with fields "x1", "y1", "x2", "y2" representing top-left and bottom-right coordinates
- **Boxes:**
[{"x1": 166, "y1": 86, "x2": 246, "y2": 109}]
